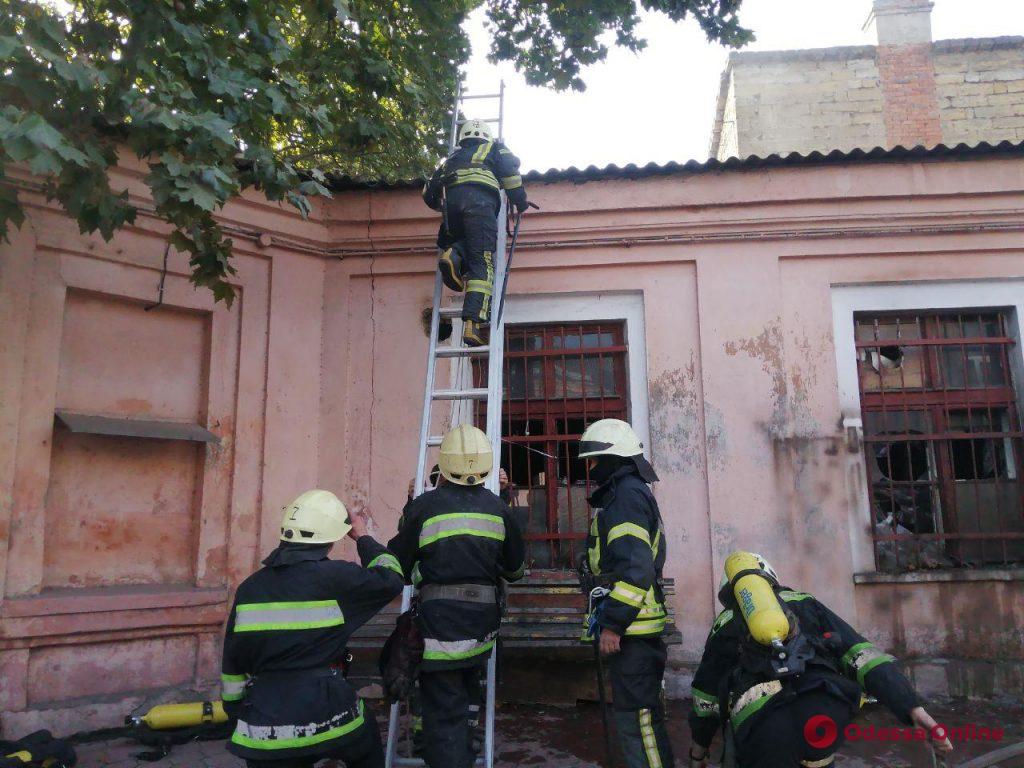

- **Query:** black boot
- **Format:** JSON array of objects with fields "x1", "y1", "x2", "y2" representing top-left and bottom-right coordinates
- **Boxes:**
[
  {"x1": 463, "y1": 320, "x2": 489, "y2": 348},
  {"x1": 438, "y1": 246, "x2": 465, "y2": 292}
]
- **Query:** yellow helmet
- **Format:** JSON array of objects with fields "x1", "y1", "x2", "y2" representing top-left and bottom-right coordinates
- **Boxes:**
[
  {"x1": 280, "y1": 489, "x2": 351, "y2": 544},
  {"x1": 439, "y1": 424, "x2": 493, "y2": 486},
  {"x1": 458, "y1": 118, "x2": 492, "y2": 144},
  {"x1": 578, "y1": 418, "x2": 644, "y2": 459}
]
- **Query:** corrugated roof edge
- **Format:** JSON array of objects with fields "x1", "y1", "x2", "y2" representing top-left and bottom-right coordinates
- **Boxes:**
[{"x1": 327, "y1": 139, "x2": 1024, "y2": 192}]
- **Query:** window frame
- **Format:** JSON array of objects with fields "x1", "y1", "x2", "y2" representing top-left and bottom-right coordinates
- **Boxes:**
[
  {"x1": 855, "y1": 310, "x2": 1024, "y2": 569},
  {"x1": 831, "y1": 279, "x2": 1024, "y2": 574}
]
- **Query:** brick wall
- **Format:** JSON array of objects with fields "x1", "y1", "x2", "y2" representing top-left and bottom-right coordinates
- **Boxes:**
[
  {"x1": 712, "y1": 48, "x2": 886, "y2": 160},
  {"x1": 934, "y1": 39, "x2": 1024, "y2": 145},
  {"x1": 877, "y1": 42, "x2": 943, "y2": 147},
  {"x1": 710, "y1": 38, "x2": 1024, "y2": 160},
  {"x1": 714, "y1": 70, "x2": 740, "y2": 159}
]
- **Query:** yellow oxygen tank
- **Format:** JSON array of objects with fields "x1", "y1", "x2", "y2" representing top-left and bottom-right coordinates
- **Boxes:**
[
  {"x1": 725, "y1": 551, "x2": 790, "y2": 646},
  {"x1": 128, "y1": 701, "x2": 228, "y2": 730}
]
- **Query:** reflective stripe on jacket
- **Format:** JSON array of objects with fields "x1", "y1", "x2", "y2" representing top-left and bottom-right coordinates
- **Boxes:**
[
  {"x1": 220, "y1": 537, "x2": 403, "y2": 760},
  {"x1": 388, "y1": 483, "x2": 526, "y2": 670},
  {"x1": 687, "y1": 591, "x2": 920, "y2": 751},
  {"x1": 422, "y1": 139, "x2": 527, "y2": 211},
  {"x1": 584, "y1": 466, "x2": 668, "y2": 639}
]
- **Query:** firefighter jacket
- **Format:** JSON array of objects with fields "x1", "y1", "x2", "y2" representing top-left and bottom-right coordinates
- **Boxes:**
[
  {"x1": 688, "y1": 590, "x2": 921, "y2": 749},
  {"x1": 388, "y1": 483, "x2": 526, "y2": 671},
  {"x1": 220, "y1": 538, "x2": 404, "y2": 762},
  {"x1": 584, "y1": 465, "x2": 668, "y2": 639},
  {"x1": 422, "y1": 139, "x2": 528, "y2": 212}
]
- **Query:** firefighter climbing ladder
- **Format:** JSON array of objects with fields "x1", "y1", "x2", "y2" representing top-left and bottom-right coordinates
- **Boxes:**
[{"x1": 384, "y1": 80, "x2": 509, "y2": 768}]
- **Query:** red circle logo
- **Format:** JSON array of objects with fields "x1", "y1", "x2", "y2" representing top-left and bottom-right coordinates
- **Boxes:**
[{"x1": 804, "y1": 715, "x2": 838, "y2": 749}]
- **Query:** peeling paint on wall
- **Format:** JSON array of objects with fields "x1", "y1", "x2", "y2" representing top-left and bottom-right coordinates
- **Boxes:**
[
  {"x1": 724, "y1": 322, "x2": 789, "y2": 438},
  {"x1": 702, "y1": 401, "x2": 728, "y2": 473},
  {"x1": 648, "y1": 359, "x2": 702, "y2": 473},
  {"x1": 711, "y1": 521, "x2": 738, "y2": 556}
]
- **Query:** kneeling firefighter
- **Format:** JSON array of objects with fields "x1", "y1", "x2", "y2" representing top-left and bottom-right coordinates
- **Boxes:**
[
  {"x1": 422, "y1": 119, "x2": 529, "y2": 347},
  {"x1": 579, "y1": 418, "x2": 674, "y2": 768},
  {"x1": 220, "y1": 490, "x2": 404, "y2": 768},
  {"x1": 388, "y1": 424, "x2": 526, "y2": 768},
  {"x1": 688, "y1": 552, "x2": 953, "y2": 768}
]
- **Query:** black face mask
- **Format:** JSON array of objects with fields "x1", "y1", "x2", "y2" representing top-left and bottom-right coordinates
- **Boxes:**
[{"x1": 589, "y1": 455, "x2": 627, "y2": 485}]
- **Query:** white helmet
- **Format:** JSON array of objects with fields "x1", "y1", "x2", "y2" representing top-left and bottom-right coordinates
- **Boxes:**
[
  {"x1": 458, "y1": 119, "x2": 492, "y2": 144},
  {"x1": 718, "y1": 551, "x2": 780, "y2": 593},
  {"x1": 280, "y1": 489, "x2": 351, "y2": 544},
  {"x1": 439, "y1": 424, "x2": 493, "y2": 486},
  {"x1": 578, "y1": 418, "x2": 645, "y2": 459}
]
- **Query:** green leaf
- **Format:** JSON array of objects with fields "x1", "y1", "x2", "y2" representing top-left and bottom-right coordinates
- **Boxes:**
[
  {"x1": 286, "y1": 191, "x2": 311, "y2": 218},
  {"x1": 0, "y1": 181, "x2": 25, "y2": 242},
  {"x1": 179, "y1": 185, "x2": 220, "y2": 211},
  {"x1": 28, "y1": 148, "x2": 63, "y2": 175},
  {"x1": 0, "y1": 0, "x2": 749, "y2": 304},
  {"x1": 298, "y1": 179, "x2": 330, "y2": 197},
  {"x1": 0, "y1": 36, "x2": 21, "y2": 58}
]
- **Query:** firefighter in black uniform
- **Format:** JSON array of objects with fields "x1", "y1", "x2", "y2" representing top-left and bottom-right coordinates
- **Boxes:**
[
  {"x1": 688, "y1": 552, "x2": 953, "y2": 768},
  {"x1": 579, "y1": 418, "x2": 674, "y2": 768},
  {"x1": 422, "y1": 118, "x2": 529, "y2": 347},
  {"x1": 220, "y1": 489, "x2": 404, "y2": 768},
  {"x1": 388, "y1": 424, "x2": 526, "y2": 768}
]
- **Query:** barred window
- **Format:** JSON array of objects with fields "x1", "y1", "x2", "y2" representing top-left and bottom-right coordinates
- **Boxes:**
[
  {"x1": 855, "y1": 311, "x2": 1024, "y2": 571},
  {"x1": 475, "y1": 323, "x2": 629, "y2": 569}
]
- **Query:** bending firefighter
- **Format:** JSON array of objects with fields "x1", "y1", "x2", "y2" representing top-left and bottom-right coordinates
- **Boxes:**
[
  {"x1": 422, "y1": 119, "x2": 529, "y2": 347},
  {"x1": 688, "y1": 552, "x2": 953, "y2": 768},
  {"x1": 388, "y1": 424, "x2": 526, "y2": 768},
  {"x1": 580, "y1": 418, "x2": 674, "y2": 768},
  {"x1": 220, "y1": 490, "x2": 404, "y2": 768}
]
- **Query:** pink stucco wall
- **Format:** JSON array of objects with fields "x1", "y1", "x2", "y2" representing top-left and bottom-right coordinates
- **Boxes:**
[
  {"x1": 0, "y1": 157, "x2": 330, "y2": 734},
  {"x1": 2, "y1": 151, "x2": 1023, "y2": 735}
]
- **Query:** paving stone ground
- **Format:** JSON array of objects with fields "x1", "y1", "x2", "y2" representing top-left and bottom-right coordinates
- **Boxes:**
[{"x1": 74, "y1": 699, "x2": 1024, "y2": 768}]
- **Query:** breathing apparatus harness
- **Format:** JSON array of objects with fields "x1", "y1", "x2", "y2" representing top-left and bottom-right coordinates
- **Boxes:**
[
  {"x1": 717, "y1": 557, "x2": 847, "y2": 742},
  {"x1": 717, "y1": 567, "x2": 816, "y2": 680}
]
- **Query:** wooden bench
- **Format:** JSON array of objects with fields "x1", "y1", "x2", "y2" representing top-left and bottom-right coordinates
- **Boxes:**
[{"x1": 349, "y1": 571, "x2": 681, "y2": 653}]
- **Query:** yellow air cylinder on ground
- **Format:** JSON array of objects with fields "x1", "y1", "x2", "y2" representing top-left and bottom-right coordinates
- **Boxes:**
[
  {"x1": 132, "y1": 701, "x2": 228, "y2": 730},
  {"x1": 725, "y1": 551, "x2": 790, "y2": 646}
]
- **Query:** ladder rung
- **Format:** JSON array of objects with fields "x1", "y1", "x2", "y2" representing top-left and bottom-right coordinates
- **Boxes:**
[
  {"x1": 435, "y1": 346, "x2": 488, "y2": 358},
  {"x1": 439, "y1": 306, "x2": 463, "y2": 319},
  {"x1": 432, "y1": 388, "x2": 488, "y2": 401},
  {"x1": 389, "y1": 758, "x2": 485, "y2": 767},
  {"x1": 461, "y1": 92, "x2": 502, "y2": 100},
  {"x1": 426, "y1": 436, "x2": 443, "y2": 447}
]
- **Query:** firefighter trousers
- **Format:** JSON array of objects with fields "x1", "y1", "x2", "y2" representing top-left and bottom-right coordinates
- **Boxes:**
[
  {"x1": 437, "y1": 185, "x2": 498, "y2": 345},
  {"x1": 243, "y1": 704, "x2": 384, "y2": 768},
  {"x1": 735, "y1": 687, "x2": 854, "y2": 768},
  {"x1": 419, "y1": 665, "x2": 484, "y2": 768},
  {"x1": 609, "y1": 637, "x2": 674, "y2": 768}
]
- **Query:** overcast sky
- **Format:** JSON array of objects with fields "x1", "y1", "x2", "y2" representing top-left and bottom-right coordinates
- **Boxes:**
[{"x1": 460, "y1": 0, "x2": 1024, "y2": 172}]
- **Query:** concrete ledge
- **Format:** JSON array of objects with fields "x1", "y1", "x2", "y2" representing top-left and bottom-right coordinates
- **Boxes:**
[
  {"x1": 1, "y1": 584, "x2": 228, "y2": 618},
  {"x1": 853, "y1": 568, "x2": 1024, "y2": 584},
  {"x1": 905, "y1": 658, "x2": 1024, "y2": 700},
  {"x1": 728, "y1": 44, "x2": 877, "y2": 64}
]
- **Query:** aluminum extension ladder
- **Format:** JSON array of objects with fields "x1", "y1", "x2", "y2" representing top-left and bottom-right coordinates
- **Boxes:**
[{"x1": 384, "y1": 81, "x2": 509, "y2": 768}]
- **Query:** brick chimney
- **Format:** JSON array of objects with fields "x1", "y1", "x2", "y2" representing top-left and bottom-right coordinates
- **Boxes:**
[{"x1": 864, "y1": 0, "x2": 944, "y2": 148}]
